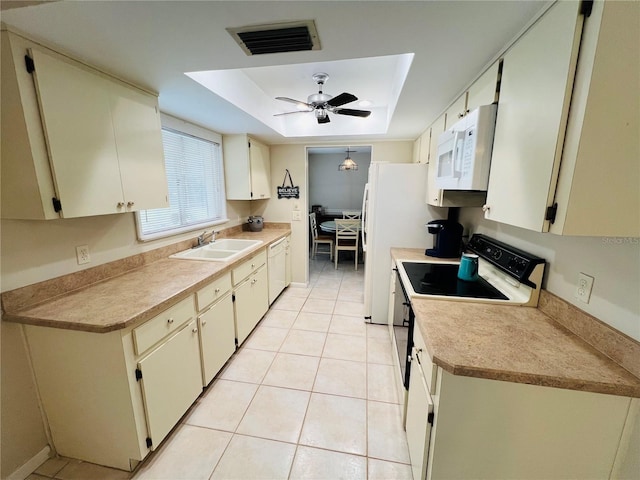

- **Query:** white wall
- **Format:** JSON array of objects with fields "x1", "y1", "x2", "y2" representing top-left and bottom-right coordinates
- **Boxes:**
[
  {"x1": 308, "y1": 152, "x2": 371, "y2": 212},
  {"x1": 460, "y1": 208, "x2": 640, "y2": 341}
]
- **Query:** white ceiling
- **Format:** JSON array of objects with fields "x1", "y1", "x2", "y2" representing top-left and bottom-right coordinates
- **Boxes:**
[{"x1": 1, "y1": 0, "x2": 549, "y2": 145}]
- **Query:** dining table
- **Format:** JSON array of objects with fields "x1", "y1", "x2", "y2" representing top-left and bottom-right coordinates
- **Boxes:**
[{"x1": 319, "y1": 220, "x2": 362, "y2": 233}]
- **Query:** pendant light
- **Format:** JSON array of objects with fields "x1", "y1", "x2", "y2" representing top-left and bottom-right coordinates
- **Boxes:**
[{"x1": 338, "y1": 148, "x2": 358, "y2": 171}]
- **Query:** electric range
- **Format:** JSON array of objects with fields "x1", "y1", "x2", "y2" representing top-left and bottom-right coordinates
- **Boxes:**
[{"x1": 398, "y1": 233, "x2": 546, "y2": 307}]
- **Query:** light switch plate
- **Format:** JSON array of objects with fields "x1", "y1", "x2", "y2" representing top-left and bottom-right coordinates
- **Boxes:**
[{"x1": 292, "y1": 210, "x2": 302, "y2": 221}]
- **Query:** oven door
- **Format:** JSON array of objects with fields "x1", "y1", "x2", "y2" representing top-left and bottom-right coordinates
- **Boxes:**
[{"x1": 393, "y1": 270, "x2": 413, "y2": 390}]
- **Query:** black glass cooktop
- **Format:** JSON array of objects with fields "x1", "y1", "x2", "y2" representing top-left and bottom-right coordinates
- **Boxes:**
[{"x1": 401, "y1": 262, "x2": 508, "y2": 300}]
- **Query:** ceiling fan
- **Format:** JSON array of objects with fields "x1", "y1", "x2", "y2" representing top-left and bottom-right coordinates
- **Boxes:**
[{"x1": 274, "y1": 73, "x2": 371, "y2": 124}]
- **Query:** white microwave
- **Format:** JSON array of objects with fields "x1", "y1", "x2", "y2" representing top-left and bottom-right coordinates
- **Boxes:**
[{"x1": 436, "y1": 104, "x2": 497, "y2": 190}]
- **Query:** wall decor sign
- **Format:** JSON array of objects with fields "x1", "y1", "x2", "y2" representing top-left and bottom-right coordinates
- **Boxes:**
[{"x1": 277, "y1": 169, "x2": 300, "y2": 199}]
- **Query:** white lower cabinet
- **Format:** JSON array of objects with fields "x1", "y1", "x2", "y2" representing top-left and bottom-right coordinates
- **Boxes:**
[
  {"x1": 232, "y1": 249, "x2": 269, "y2": 346},
  {"x1": 137, "y1": 319, "x2": 202, "y2": 449},
  {"x1": 406, "y1": 328, "x2": 635, "y2": 480},
  {"x1": 22, "y1": 282, "x2": 238, "y2": 472},
  {"x1": 405, "y1": 346, "x2": 434, "y2": 480},
  {"x1": 198, "y1": 292, "x2": 235, "y2": 386},
  {"x1": 234, "y1": 264, "x2": 268, "y2": 345}
]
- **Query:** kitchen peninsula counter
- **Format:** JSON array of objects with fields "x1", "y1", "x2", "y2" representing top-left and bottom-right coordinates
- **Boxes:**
[
  {"x1": 2, "y1": 228, "x2": 290, "y2": 334},
  {"x1": 391, "y1": 248, "x2": 640, "y2": 398}
]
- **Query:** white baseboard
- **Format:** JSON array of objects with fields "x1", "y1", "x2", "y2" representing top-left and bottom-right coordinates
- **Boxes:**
[
  {"x1": 7, "y1": 446, "x2": 51, "y2": 480},
  {"x1": 289, "y1": 281, "x2": 309, "y2": 288}
]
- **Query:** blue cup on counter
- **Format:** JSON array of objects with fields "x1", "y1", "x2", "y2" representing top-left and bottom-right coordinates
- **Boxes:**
[{"x1": 457, "y1": 253, "x2": 479, "y2": 281}]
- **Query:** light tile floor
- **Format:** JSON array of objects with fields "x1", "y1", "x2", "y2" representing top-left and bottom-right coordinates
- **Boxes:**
[{"x1": 29, "y1": 257, "x2": 412, "y2": 480}]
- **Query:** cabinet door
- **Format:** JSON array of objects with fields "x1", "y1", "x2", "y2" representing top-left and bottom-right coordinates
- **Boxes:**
[
  {"x1": 234, "y1": 265, "x2": 268, "y2": 345},
  {"x1": 426, "y1": 115, "x2": 446, "y2": 206},
  {"x1": 466, "y1": 61, "x2": 499, "y2": 112},
  {"x1": 419, "y1": 129, "x2": 431, "y2": 164},
  {"x1": 484, "y1": 1, "x2": 583, "y2": 231},
  {"x1": 406, "y1": 347, "x2": 434, "y2": 480},
  {"x1": 137, "y1": 320, "x2": 202, "y2": 449},
  {"x1": 443, "y1": 95, "x2": 467, "y2": 130},
  {"x1": 249, "y1": 139, "x2": 271, "y2": 199},
  {"x1": 110, "y1": 83, "x2": 168, "y2": 212},
  {"x1": 199, "y1": 293, "x2": 235, "y2": 386},
  {"x1": 30, "y1": 49, "x2": 125, "y2": 217}
]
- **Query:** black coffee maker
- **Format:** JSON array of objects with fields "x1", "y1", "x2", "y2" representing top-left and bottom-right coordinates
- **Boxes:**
[{"x1": 425, "y1": 210, "x2": 463, "y2": 258}]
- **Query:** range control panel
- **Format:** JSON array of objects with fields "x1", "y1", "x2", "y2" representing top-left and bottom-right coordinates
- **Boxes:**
[{"x1": 467, "y1": 234, "x2": 545, "y2": 286}]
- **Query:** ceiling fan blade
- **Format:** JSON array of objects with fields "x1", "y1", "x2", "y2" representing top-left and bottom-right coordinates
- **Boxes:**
[
  {"x1": 275, "y1": 96, "x2": 313, "y2": 109},
  {"x1": 333, "y1": 108, "x2": 371, "y2": 118},
  {"x1": 326, "y1": 92, "x2": 358, "y2": 107},
  {"x1": 274, "y1": 110, "x2": 313, "y2": 117},
  {"x1": 317, "y1": 115, "x2": 331, "y2": 124}
]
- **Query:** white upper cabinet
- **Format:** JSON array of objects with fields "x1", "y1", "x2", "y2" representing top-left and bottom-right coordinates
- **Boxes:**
[
  {"x1": 412, "y1": 128, "x2": 431, "y2": 164},
  {"x1": 223, "y1": 134, "x2": 271, "y2": 200},
  {"x1": 427, "y1": 115, "x2": 446, "y2": 206},
  {"x1": 444, "y1": 94, "x2": 467, "y2": 130},
  {"x1": 466, "y1": 61, "x2": 500, "y2": 112},
  {"x1": 483, "y1": 0, "x2": 584, "y2": 232},
  {"x1": 485, "y1": 0, "x2": 638, "y2": 236},
  {"x1": 0, "y1": 31, "x2": 168, "y2": 219},
  {"x1": 549, "y1": 0, "x2": 639, "y2": 237}
]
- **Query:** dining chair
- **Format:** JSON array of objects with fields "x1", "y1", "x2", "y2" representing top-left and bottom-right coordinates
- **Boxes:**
[
  {"x1": 334, "y1": 219, "x2": 360, "y2": 270},
  {"x1": 342, "y1": 210, "x2": 361, "y2": 219},
  {"x1": 309, "y1": 212, "x2": 333, "y2": 260}
]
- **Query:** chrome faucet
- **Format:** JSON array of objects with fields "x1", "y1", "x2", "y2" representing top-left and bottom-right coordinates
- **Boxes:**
[{"x1": 194, "y1": 230, "x2": 216, "y2": 248}]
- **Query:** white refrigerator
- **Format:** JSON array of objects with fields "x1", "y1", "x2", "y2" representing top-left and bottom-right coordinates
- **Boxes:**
[{"x1": 362, "y1": 162, "x2": 444, "y2": 324}]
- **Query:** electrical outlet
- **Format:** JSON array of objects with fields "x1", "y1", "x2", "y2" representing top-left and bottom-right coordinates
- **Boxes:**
[
  {"x1": 76, "y1": 245, "x2": 91, "y2": 265},
  {"x1": 575, "y1": 272, "x2": 594, "y2": 304},
  {"x1": 292, "y1": 210, "x2": 302, "y2": 221}
]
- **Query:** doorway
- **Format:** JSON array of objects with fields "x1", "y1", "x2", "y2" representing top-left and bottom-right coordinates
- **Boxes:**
[{"x1": 306, "y1": 146, "x2": 372, "y2": 277}]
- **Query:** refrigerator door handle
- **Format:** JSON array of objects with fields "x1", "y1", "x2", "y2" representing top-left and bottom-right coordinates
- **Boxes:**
[{"x1": 361, "y1": 183, "x2": 369, "y2": 252}]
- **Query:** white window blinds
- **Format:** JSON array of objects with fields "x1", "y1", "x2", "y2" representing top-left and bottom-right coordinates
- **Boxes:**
[{"x1": 136, "y1": 127, "x2": 227, "y2": 241}]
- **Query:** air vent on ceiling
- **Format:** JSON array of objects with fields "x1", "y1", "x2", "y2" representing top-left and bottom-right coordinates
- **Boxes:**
[{"x1": 227, "y1": 20, "x2": 320, "y2": 56}]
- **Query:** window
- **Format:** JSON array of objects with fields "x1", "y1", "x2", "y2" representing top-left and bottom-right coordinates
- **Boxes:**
[{"x1": 136, "y1": 116, "x2": 227, "y2": 241}]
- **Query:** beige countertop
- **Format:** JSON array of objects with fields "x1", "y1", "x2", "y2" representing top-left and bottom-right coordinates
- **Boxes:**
[
  {"x1": 391, "y1": 248, "x2": 640, "y2": 398},
  {"x1": 4, "y1": 229, "x2": 289, "y2": 334}
]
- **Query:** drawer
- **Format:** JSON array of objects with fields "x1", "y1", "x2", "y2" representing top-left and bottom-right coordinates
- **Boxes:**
[
  {"x1": 232, "y1": 249, "x2": 267, "y2": 285},
  {"x1": 133, "y1": 296, "x2": 196, "y2": 356},
  {"x1": 413, "y1": 324, "x2": 437, "y2": 393},
  {"x1": 196, "y1": 273, "x2": 232, "y2": 311}
]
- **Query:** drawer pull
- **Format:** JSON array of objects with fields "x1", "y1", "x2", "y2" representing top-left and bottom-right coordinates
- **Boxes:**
[
  {"x1": 192, "y1": 327, "x2": 198, "y2": 333},
  {"x1": 167, "y1": 318, "x2": 174, "y2": 324},
  {"x1": 215, "y1": 288, "x2": 221, "y2": 293},
  {"x1": 251, "y1": 263, "x2": 255, "y2": 268},
  {"x1": 202, "y1": 320, "x2": 207, "y2": 326},
  {"x1": 251, "y1": 278, "x2": 257, "y2": 285}
]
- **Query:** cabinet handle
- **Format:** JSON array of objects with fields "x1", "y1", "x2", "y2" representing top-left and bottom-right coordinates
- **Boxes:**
[
  {"x1": 117, "y1": 202, "x2": 125, "y2": 208},
  {"x1": 251, "y1": 263, "x2": 255, "y2": 268},
  {"x1": 215, "y1": 288, "x2": 220, "y2": 293},
  {"x1": 251, "y1": 278, "x2": 257, "y2": 284},
  {"x1": 482, "y1": 204, "x2": 490, "y2": 213},
  {"x1": 127, "y1": 201, "x2": 135, "y2": 207},
  {"x1": 167, "y1": 318, "x2": 174, "y2": 324},
  {"x1": 192, "y1": 327, "x2": 198, "y2": 333},
  {"x1": 202, "y1": 320, "x2": 207, "y2": 326}
]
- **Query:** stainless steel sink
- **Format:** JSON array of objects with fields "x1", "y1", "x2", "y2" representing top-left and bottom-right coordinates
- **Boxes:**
[{"x1": 169, "y1": 238, "x2": 263, "y2": 262}]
